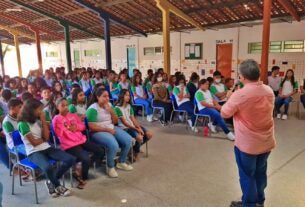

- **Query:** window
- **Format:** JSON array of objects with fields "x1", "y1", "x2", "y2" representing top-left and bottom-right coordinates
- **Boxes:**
[
  {"x1": 84, "y1": 49, "x2": 101, "y2": 57},
  {"x1": 283, "y1": 40, "x2": 304, "y2": 52},
  {"x1": 144, "y1": 47, "x2": 155, "y2": 56},
  {"x1": 248, "y1": 40, "x2": 305, "y2": 54},
  {"x1": 46, "y1": 51, "x2": 58, "y2": 58},
  {"x1": 155, "y1": 47, "x2": 162, "y2": 55}
]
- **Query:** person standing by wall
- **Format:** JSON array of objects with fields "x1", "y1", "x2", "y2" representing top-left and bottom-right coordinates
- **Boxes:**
[{"x1": 221, "y1": 60, "x2": 276, "y2": 207}]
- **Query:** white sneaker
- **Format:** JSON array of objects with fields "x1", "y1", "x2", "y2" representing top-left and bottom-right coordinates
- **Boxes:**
[
  {"x1": 116, "y1": 163, "x2": 133, "y2": 171},
  {"x1": 192, "y1": 127, "x2": 198, "y2": 133},
  {"x1": 187, "y1": 119, "x2": 193, "y2": 128},
  {"x1": 208, "y1": 123, "x2": 217, "y2": 133},
  {"x1": 282, "y1": 114, "x2": 288, "y2": 120},
  {"x1": 107, "y1": 168, "x2": 118, "y2": 178},
  {"x1": 276, "y1": 114, "x2": 281, "y2": 119},
  {"x1": 146, "y1": 115, "x2": 153, "y2": 122},
  {"x1": 226, "y1": 132, "x2": 235, "y2": 141}
]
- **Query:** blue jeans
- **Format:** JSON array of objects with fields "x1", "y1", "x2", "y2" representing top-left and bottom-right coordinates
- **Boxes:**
[
  {"x1": 178, "y1": 101, "x2": 196, "y2": 126},
  {"x1": 300, "y1": 94, "x2": 305, "y2": 108},
  {"x1": 92, "y1": 127, "x2": 132, "y2": 168},
  {"x1": 28, "y1": 147, "x2": 76, "y2": 187},
  {"x1": 0, "y1": 139, "x2": 9, "y2": 169},
  {"x1": 275, "y1": 96, "x2": 292, "y2": 114},
  {"x1": 234, "y1": 147, "x2": 270, "y2": 207},
  {"x1": 199, "y1": 108, "x2": 230, "y2": 134},
  {"x1": 134, "y1": 98, "x2": 152, "y2": 115}
]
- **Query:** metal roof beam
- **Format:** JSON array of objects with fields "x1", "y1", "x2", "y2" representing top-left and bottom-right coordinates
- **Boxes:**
[
  {"x1": 74, "y1": 0, "x2": 147, "y2": 37},
  {"x1": 277, "y1": 0, "x2": 300, "y2": 21},
  {"x1": 7, "y1": 0, "x2": 104, "y2": 39}
]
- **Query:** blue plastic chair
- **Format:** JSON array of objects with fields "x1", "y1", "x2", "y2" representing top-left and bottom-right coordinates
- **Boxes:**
[
  {"x1": 11, "y1": 130, "x2": 55, "y2": 204},
  {"x1": 193, "y1": 99, "x2": 211, "y2": 135},
  {"x1": 129, "y1": 90, "x2": 145, "y2": 119},
  {"x1": 169, "y1": 94, "x2": 188, "y2": 125},
  {"x1": 8, "y1": 131, "x2": 27, "y2": 176}
]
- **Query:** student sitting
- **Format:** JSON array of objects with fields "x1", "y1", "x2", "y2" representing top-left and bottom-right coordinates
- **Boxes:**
[
  {"x1": 173, "y1": 75, "x2": 197, "y2": 132},
  {"x1": 300, "y1": 81, "x2": 305, "y2": 109},
  {"x1": 18, "y1": 98, "x2": 76, "y2": 197},
  {"x1": 195, "y1": 79, "x2": 235, "y2": 141},
  {"x1": 210, "y1": 71, "x2": 227, "y2": 105},
  {"x1": 86, "y1": 88, "x2": 133, "y2": 178},
  {"x1": 167, "y1": 75, "x2": 176, "y2": 96},
  {"x1": 118, "y1": 72, "x2": 130, "y2": 90},
  {"x1": 268, "y1": 66, "x2": 281, "y2": 96},
  {"x1": 1, "y1": 99, "x2": 23, "y2": 170},
  {"x1": 79, "y1": 72, "x2": 91, "y2": 97},
  {"x1": 0, "y1": 89, "x2": 12, "y2": 121},
  {"x1": 53, "y1": 81, "x2": 66, "y2": 98},
  {"x1": 27, "y1": 83, "x2": 41, "y2": 100},
  {"x1": 40, "y1": 87, "x2": 56, "y2": 123},
  {"x1": 187, "y1": 72, "x2": 200, "y2": 102},
  {"x1": 53, "y1": 98, "x2": 104, "y2": 189},
  {"x1": 143, "y1": 69, "x2": 154, "y2": 90},
  {"x1": 66, "y1": 83, "x2": 81, "y2": 105},
  {"x1": 115, "y1": 89, "x2": 152, "y2": 161},
  {"x1": 90, "y1": 71, "x2": 103, "y2": 87},
  {"x1": 108, "y1": 71, "x2": 120, "y2": 100},
  {"x1": 152, "y1": 72, "x2": 173, "y2": 125},
  {"x1": 68, "y1": 88, "x2": 87, "y2": 120},
  {"x1": 131, "y1": 74, "x2": 153, "y2": 122},
  {"x1": 275, "y1": 69, "x2": 298, "y2": 120}
]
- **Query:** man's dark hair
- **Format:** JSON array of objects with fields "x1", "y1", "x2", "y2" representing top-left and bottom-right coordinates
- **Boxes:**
[
  {"x1": 21, "y1": 92, "x2": 33, "y2": 102},
  {"x1": 7, "y1": 98, "x2": 23, "y2": 109},
  {"x1": 213, "y1": 71, "x2": 222, "y2": 77},
  {"x1": 239, "y1": 59, "x2": 260, "y2": 81},
  {"x1": 271, "y1": 66, "x2": 280, "y2": 72},
  {"x1": 2, "y1": 89, "x2": 12, "y2": 102}
]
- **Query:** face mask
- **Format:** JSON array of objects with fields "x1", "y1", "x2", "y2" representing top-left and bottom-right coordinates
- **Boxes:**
[
  {"x1": 157, "y1": 77, "x2": 163, "y2": 82},
  {"x1": 215, "y1": 79, "x2": 221, "y2": 83}
]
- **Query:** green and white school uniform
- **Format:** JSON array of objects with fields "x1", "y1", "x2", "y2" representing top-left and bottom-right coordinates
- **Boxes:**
[
  {"x1": 68, "y1": 104, "x2": 87, "y2": 116},
  {"x1": 118, "y1": 81, "x2": 130, "y2": 90},
  {"x1": 167, "y1": 85, "x2": 174, "y2": 94},
  {"x1": 210, "y1": 83, "x2": 227, "y2": 102},
  {"x1": 86, "y1": 103, "x2": 115, "y2": 129},
  {"x1": 195, "y1": 89, "x2": 214, "y2": 111},
  {"x1": 41, "y1": 101, "x2": 52, "y2": 122},
  {"x1": 90, "y1": 78, "x2": 103, "y2": 87},
  {"x1": 114, "y1": 105, "x2": 135, "y2": 129},
  {"x1": 131, "y1": 85, "x2": 145, "y2": 100},
  {"x1": 281, "y1": 80, "x2": 298, "y2": 96},
  {"x1": 2, "y1": 115, "x2": 18, "y2": 149},
  {"x1": 66, "y1": 95, "x2": 72, "y2": 105},
  {"x1": 18, "y1": 121, "x2": 50, "y2": 156},
  {"x1": 173, "y1": 85, "x2": 190, "y2": 106}
]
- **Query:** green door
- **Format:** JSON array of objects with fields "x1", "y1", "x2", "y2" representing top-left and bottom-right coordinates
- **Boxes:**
[{"x1": 74, "y1": 50, "x2": 80, "y2": 67}]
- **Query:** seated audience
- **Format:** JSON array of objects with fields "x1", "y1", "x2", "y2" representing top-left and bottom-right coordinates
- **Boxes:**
[
  {"x1": 68, "y1": 88, "x2": 87, "y2": 120},
  {"x1": 18, "y1": 98, "x2": 75, "y2": 197},
  {"x1": 187, "y1": 72, "x2": 200, "y2": 102},
  {"x1": 53, "y1": 98, "x2": 104, "y2": 189},
  {"x1": 115, "y1": 89, "x2": 152, "y2": 161},
  {"x1": 86, "y1": 88, "x2": 133, "y2": 178},
  {"x1": 152, "y1": 72, "x2": 173, "y2": 125},
  {"x1": 210, "y1": 71, "x2": 227, "y2": 105},
  {"x1": 195, "y1": 79, "x2": 235, "y2": 141},
  {"x1": 275, "y1": 69, "x2": 298, "y2": 120},
  {"x1": 268, "y1": 66, "x2": 281, "y2": 96}
]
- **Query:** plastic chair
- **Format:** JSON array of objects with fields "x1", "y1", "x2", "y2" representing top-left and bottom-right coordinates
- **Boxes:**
[
  {"x1": 8, "y1": 132, "x2": 27, "y2": 176},
  {"x1": 169, "y1": 94, "x2": 188, "y2": 125},
  {"x1": 11, "y1": 130, "x2": 56, "y2": 204},
  {"x1": 129, "y1": 90, "x2": 145, "y2": 119},
  {"x1": 193, "y1": 99, "x2": 211, "y2": 135}
]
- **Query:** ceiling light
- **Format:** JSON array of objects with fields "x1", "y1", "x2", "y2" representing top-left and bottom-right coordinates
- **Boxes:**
[{"x1": 5, "y1": 8, "x2": 23, "y2": 12}]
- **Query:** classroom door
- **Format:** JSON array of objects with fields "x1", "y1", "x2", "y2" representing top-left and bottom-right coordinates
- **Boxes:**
[
  {"x1": 74, "y1": 50, "x2": 80, "y2": 68},
  {"x1": 127, "y1": 47, "x2": 136, "y2": 77},
  {"x1": 216, "y1": 43, "x2": 233, "y2": 78}
]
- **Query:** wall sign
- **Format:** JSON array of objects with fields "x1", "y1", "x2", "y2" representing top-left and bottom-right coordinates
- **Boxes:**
[{"x1": 185, "y1": 43, "x2": 203, "y2": 60}]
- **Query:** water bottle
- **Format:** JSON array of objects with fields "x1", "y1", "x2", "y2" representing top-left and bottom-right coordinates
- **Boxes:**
[{"x1": 203, "y1": 126, "x2": 209, "y2": 137}]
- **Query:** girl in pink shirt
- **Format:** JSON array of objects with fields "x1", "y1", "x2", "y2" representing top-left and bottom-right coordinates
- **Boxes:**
[{"x1": 53, "y1": 98, "x2": 104, "y2": 189}]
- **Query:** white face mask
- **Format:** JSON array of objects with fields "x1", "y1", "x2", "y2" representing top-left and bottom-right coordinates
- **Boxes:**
[
  {"x1": 157, "y1": 77, "x2": 163, "y2": 82},
  {"x1": 215, "y1": 79, "x2": 221, "y2": 83}
]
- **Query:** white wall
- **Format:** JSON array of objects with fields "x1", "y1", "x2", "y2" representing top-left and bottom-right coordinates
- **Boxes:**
[{"x1": 3, "y1": 20, "x2": 305, "y2": 83}]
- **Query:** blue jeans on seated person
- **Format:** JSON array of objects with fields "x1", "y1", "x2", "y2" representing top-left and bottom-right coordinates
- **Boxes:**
[
  {"x1": 199, "y1": 108, "x2": 230, "y2": 134},
  {"x1": 134, "y1": 98, "x2": 152, "y2": 115},
  {"x1": 178, "y1": 101, "x2": 196, "y2": 126},
  {"x1": 275, "y1": 96, "x2": 292, "y2": 115},
  {"x1": 28, "y1": 147, "x2": 76, "y2": 187},
  {"x1": 125, "y1": 126, "x2": 149, "y2": 154},
  {"x1": 234, "y1": 146, "x2": 270, "y2": 207},
  {"x1": 0, "y1": 139, "x2": 9, "y2": 169},
  {"x1": 300, "y1": 94, "x2": 305, "y2": 109},
  {"x1": 91, "y1": 126, "x2": 132, "y2": 168}
]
